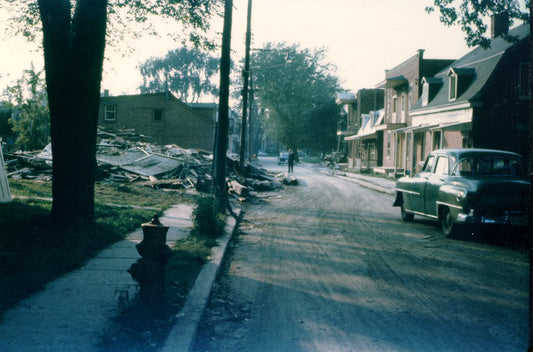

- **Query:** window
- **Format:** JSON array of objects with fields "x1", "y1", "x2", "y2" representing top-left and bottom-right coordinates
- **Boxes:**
[
  {"x1": 422, "y1": 83, "x2": 429, "y2": 106},
  {"x1": 406, "y1": 133, "x2": 411, "y2": 161},
  {"x1": 433, "y1": 131, "x2": 441, "y2": 150},
  {"x1": 401, "y1": 94, "x2": 407, "y2": 121},
  {"x1": 153, "y1": 109, "x2": 164, "y2": 121},
  {"x1": 453, "y1": 157, "x2": 526, "y2": 177},
  {"x1": 392, "y1": 96, "x2": 397, "y2": 113},
  {"x1": 434, "y1": 156, "x2": 449, "y2": 175},
  {"x1": 386, "y1": 132, "x2": 391, "y2": 158},
  {"x1": 519, "y1": 63, "x2": 530, "y2": 99},
  {"x1": 423, "y1": 155, "x2": 436, "y2": 173},
  {"x1": 449, "y1": 74, "x2": 457, "y2": 101},
  {"x1": 104, "y1": 105, "x2": 116, "y2": 121}
]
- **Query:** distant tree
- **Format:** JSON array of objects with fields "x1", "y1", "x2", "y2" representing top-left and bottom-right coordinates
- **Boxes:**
[
  {"x1": 251, "y1": 43, "x2": 341, "y2": 153},
  {"x1": 300, "y1": 101, "x2": 341, "y2": 155},
  {"x1": 4, "y1": 66, "x2": 50, "y2": 151},
  {"x1": 5, "y1": 0, "x2": 223, "y2": 228},
  {"x1": 139, "y1": 47, "x2": 221, "y2": 103}
]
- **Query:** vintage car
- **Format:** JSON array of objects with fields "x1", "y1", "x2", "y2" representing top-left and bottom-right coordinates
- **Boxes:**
[
  {"x1": 278, "y1": 151, "x2": 289, "y2": 165},
  {"x1": 393, "y1": 148, "x2": 530, "y2": 236}
]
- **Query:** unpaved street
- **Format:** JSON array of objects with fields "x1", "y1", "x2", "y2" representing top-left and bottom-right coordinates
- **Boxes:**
[{"x1": 193, "y1": 158, "x2": 529, "y2": 351}]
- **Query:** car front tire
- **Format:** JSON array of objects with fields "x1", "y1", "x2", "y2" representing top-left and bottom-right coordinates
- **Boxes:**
[{"x1": 441, "y1": 206, "x2": 462, "y2": 237}]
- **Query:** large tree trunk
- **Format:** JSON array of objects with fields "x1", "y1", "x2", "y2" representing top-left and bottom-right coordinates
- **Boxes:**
[{"x1": 38, "y1": 0, "x2": 107, "y2": 228}]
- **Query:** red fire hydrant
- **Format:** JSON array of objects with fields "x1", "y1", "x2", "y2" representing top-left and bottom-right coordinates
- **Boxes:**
[{"x1": 128, "y1": 214, "x2": 172, "y2": 308}]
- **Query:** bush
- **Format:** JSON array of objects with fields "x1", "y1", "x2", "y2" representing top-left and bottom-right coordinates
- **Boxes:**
[{"x1": 191, "y1": 195, "x2": 226, "y2": 238}]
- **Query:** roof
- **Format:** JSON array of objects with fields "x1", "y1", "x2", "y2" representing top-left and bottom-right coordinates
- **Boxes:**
[
  {"x1": 411, "y1": 24, "x2": 530, "y2": 113},
  {"x1": 352, "y1": 109, "x2": 385, "y2": 139},
  {"x1": 336, "y1": 92, "x2": 356, "y2": 104},
  {"x1": 188, "y1": 103, "x2": 218, "y2": 109}
]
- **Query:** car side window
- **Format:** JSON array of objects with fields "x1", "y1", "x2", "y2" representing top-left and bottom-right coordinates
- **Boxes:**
[
  {"x1": 454, "y1": 159, "x2": 473, "y2": 176},
  {"x1": 434, "y1": 156, "x2": 449, "y2": 175},
  {"x1": 423, "y1": 155, "x2": 436, "y2": 173}
]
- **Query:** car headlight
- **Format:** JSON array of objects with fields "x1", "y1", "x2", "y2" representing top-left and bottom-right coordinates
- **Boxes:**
[{"x1": 456, "y1": 189, "x2": 467, "y2": 203}]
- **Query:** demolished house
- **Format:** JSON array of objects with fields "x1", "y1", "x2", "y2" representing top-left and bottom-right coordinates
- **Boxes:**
[{"x1": 3, "y1": 126, "x2": 286, "y2": 198}]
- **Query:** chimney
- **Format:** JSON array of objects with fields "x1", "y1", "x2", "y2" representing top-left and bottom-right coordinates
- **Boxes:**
[{"x1": 491, "y1": 12, "x2": 509, "y2": 38}]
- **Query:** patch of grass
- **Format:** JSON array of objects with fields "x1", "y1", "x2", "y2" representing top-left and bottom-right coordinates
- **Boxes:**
[
  {"x1": 9, "y1": 179, "x2": 181, "y2": 209},
  {"x1": 7, "y1": 179, "x2": 52, "y2": 198},
  {"x1": 0, "y1": 179, "x2": 192, "y2": 317},
  {"x1": 166, "y1": 234, "x2": 217, "y2": 305}
]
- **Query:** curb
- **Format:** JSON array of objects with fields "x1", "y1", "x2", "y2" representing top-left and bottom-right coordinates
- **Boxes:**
[
  {"x1": 336, "y1": 174, "x2": 396, "y2": 196},
  {"x1": 300, "y1": 163, "x2": 396, "y2": 196},
  {"x1": 162, "y1": 209, "x2": 243, "y2": 352}
]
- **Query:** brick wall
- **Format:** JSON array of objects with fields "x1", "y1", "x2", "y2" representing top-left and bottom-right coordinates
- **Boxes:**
[{"x1": 99, "y1": 92, "x2": 215, "y2": 150}]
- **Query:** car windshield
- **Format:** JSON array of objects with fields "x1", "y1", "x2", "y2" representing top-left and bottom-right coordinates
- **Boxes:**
[{"x1": 452, "y1": 156, "x2": 526, "y2": 177}]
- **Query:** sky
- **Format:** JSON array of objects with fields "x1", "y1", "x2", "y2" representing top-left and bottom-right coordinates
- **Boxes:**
[{"x1": 0, "y1": 0, "x2": 527, "y2": 99}]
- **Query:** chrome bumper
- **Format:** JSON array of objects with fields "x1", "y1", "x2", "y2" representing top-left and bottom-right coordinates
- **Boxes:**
[{"x1": 456, "y1": 210, "x2": 529, "y2": 226}]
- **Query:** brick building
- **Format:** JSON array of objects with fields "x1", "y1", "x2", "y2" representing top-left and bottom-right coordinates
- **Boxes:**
[
  {"x1": 408, "y1": 20, "x2": 530, "y2": 175},
  {"x1": 98, "y1": 91, "x2": 216, "y2": 151},
  {"x1": 380, "y1": 50, "x2": 454, "y2": 175}
]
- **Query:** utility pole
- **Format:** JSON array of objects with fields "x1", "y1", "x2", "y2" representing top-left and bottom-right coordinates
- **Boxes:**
[
  {"x1": 248, "y1": 77, "x2": 255, "y2": 162},
  {"x1": 213, "y1": 0, "x2": 233, "y2": 206},
  {"x1": 239, "y1": 0, "x2": 252, "y2": 174}
]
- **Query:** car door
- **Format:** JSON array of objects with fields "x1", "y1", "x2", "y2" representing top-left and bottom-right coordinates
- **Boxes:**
[
  {"x1": 424, "y1": 154, "x2": 449, "y2": 216},
  {"x1": 404, "y1": 154, "x2": 436, "y2": 214}
]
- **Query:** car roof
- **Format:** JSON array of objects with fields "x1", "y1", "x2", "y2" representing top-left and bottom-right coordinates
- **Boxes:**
[{"x1": 431, "y1": 148, "x2": 524, "y2": 159}]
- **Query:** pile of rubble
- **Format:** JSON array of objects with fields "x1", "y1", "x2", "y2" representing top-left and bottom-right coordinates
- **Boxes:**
[{"x1": 3, "y1": 127, "x2": 289, "y2": 197}]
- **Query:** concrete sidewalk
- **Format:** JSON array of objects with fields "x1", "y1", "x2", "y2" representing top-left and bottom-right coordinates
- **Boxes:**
[
  {"x1": 336, "y1": 171, "x2": 396, "y2": 195},
  {"x1": 0, "y1": 203, "x2": 239, "y2": 352}
]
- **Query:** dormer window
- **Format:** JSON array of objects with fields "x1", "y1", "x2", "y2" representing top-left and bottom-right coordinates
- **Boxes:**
[
  {"x1": 421, "y1": 77, "x2": 443, "y2": 106},
  {"x1": 447, "y1": 67, "x2": 475, "y2": 102},
  {"x1": 449, "y1": 74, "x2": 457, "y2": 101},
  {"x1": 422, "y1": 82, "x2": 429, "y2": 106}
]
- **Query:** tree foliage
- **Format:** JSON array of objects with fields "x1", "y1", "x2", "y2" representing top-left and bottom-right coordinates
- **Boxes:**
[
  {"x1": 4, "y1": 0, "x2": 223, "y2": 227},
  {"x1": 250, "y1": 43, "x2": 341, "y2": 152},
  {"x1": 4, "y1": 0, "x2": 223, "y2": 50},
  {"x1": 3, "y1": 66, "x2": 50, "y2": 151},
  {"x1": 139, "y1": 47, "x2": 221, "y2": 102},
  {"x1": 425, "y1": 0, "x2": 529, "y2": 48}
]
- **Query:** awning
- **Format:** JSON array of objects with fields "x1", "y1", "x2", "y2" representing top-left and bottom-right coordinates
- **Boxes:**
[
  {"x1": 344, "y1": 134, "x2": 358, "y2": 141},
  {"x1": 393, "y1": 124, "x2": 439, "y2": 134},
  {"x1": 343, "y1": 132, "x2": 378, "y2": 141},
  {"x1": 430, "y1": 121, "x2": 472, "y2": 131},
  {"x1": 385, "y1": 75, "x2": 408, "y2": 89},
  {"x1": 393, "y1": 121, "x2": 472, "y2": 134}
]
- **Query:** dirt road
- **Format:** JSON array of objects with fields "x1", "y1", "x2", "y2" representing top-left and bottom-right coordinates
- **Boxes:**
[{"x1": 193, "y1": 158, "x2": 528, "y2": 351}]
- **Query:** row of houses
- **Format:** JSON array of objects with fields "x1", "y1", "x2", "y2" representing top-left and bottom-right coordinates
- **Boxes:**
[{"x1": 338, "y1": 14, "x2": 530, "y2": 177}]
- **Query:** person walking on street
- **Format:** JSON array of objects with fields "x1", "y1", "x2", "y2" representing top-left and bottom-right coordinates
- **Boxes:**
[{"x1": 288, "y1": 149, "x2": 295, "y2": 173}]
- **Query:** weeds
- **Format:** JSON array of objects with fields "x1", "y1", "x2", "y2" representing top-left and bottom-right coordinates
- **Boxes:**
[{"x1": 191, "y1": 195, "x2": 226, "y2": 238}]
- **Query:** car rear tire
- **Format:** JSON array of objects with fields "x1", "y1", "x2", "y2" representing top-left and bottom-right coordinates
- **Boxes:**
[{"x1": 401, "y1": 205, "x2": 414, "y2": 222}]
